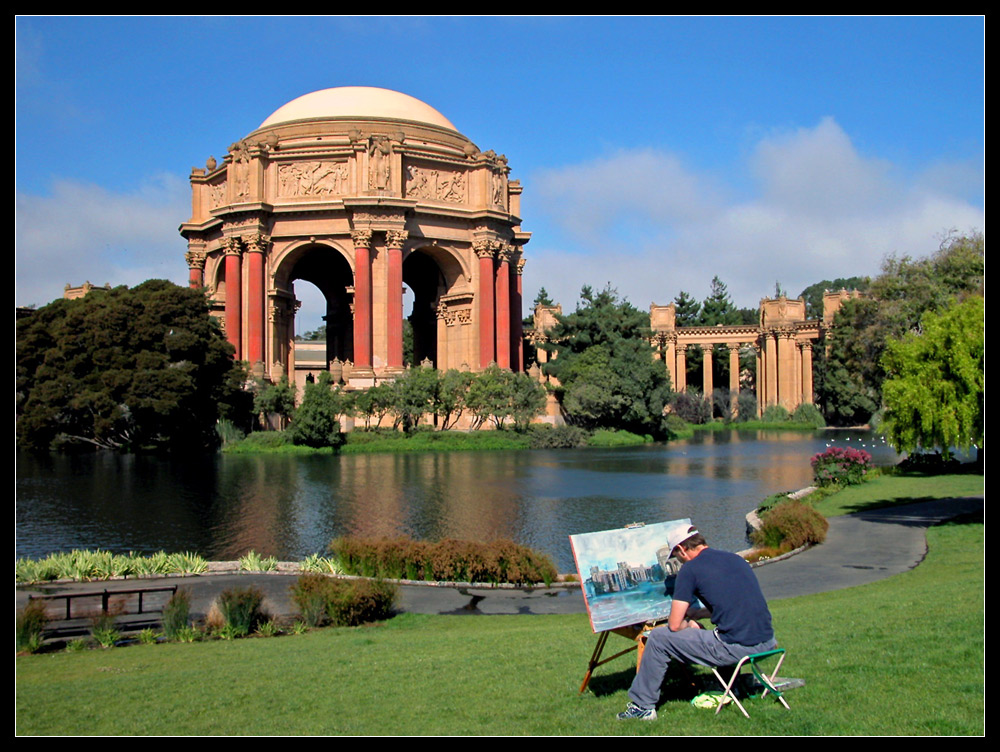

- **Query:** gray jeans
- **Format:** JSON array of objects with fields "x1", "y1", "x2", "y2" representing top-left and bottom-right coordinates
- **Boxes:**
[{"x1": 628, "y1": 626, "x2": 777, "y2": 709}]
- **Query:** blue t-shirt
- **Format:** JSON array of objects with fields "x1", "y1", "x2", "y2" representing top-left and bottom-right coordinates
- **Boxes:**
[{"x1": 673, "y1": 548, "x2": 773, "y2": 647}]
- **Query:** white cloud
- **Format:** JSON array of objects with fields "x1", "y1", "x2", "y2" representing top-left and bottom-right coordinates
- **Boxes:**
[
  {"x1": 527, "y1": 118, "x2": 984, "y2": 311},
  {"x1": 15, "y1": 174, "x2": 190, "y2": 306}
]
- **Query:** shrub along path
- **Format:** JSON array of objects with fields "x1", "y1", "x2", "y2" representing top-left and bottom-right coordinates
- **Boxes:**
[{"x1": 16, "y1": 496, "x2": 983, "y2": 630}]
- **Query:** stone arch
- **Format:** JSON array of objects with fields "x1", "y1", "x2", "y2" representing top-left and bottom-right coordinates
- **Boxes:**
[{"x1": 272, "y1": 240, "x2": 356, "y2": 367}]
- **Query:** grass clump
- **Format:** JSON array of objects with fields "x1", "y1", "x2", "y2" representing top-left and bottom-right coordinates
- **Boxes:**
[
  {"x1": 213, "y1": 586, "x2": 268, "y2": 637},
  {"x1": 527, "y1": 424, "x2": 591, "y2": 449},
  {"x1": 16, "y1": 600, "x2": 48, "y2": 654},
  {"x1": 239, "y1": 550, "x2": 278, "y2": 572},
  {"x1": 749, "y1": 500, "x2": 829, "y2": 559},
  {"x1": 329, "y1": 536, "x2": 557, "y2": 586},
  {"x1": 290, "y1": 574, "x2": 397, "y2": 627},
  {"x1": 15, "y1": 549, "x2": 207, "y2": 584},
  {"x1": 586, "y1": 429, "x2": 650, "y2": 447},
  {"x1": 161, "y1": 589, "x2": 191, "y2": 641},
  {"x1": 90, "y1": 612, "x2": 121, "y2": 649}
]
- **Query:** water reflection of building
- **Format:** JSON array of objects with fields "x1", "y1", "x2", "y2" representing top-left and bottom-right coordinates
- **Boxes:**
[{"x1": 585, "y1": 560, "x2": 665, "y2": 597}]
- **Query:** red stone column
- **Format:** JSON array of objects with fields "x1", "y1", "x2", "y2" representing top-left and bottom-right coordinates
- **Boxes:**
[
  {"x1": 728, "y1": 345, "x2": 741, "y2": 417},
  {"x1": 512, "y1": 255, "x2": 525, "y2": 372},
  {"x1": 701, "y1": 344, "x2": 714, "y2": 398},
  {"x1": 244, "y1": 234, "x2": 268, "y2": 366},
  {"x1": 676, "y1": 345, "x2": 687, "y2": 392},
  {"x1": 352, "y1": 229, "x2": 373, "y2": 371},
  {"x1": 222, "y1": 237, "x2": 242, "y2": 359},
  {"x1": 186, "y1": 250, "x2": 205, "y2": 288},
  {"x1": 385, "y1": 230, "x2": 408, "y2": 369},
  {"x1": 494, "y1": 244, "x2": 512, "y2": 370},
  {"x1": 475, "y1": 239, "x2": 496, "y2": 369}
]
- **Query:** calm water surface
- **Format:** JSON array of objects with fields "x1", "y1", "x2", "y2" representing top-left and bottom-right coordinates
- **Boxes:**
[{"x1": 16, "y1": 430, "x2": 897, "y2": 572}]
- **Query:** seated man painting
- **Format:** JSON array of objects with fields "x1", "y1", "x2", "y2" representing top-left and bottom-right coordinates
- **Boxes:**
[{"x1": 618, "y1": 525, "x2": 776, "y2": 721}]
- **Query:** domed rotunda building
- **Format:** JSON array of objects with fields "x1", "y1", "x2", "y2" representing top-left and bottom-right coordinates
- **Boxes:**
[{"x1": 180, "y1": 87, "x2": 530, "y2": 387}]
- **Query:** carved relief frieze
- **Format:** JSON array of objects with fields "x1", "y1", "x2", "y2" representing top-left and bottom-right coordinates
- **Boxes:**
[
  {"x1": 277, "y1": 161, "x2": 350, "y2": 197},
  {"x1": 405, "y1": 163, "x2": 467, "y2": 203},
  {"x1": 209, "y1": 181, "x2": 226, "y2": 209}
]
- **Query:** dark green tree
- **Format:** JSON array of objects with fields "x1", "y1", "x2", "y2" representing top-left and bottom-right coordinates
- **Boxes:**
[
  {"x1": 435, "y1": 369, "x2": 476, "y2": 430},
  {"x1": 288, "y1": 372, "x2": 346, "y2": 448},
  {"x1": 254, "y1": 375, "x2": 297, "y2": 430},
  {"x1": 391, "y1": 363, "x2": 440, "y2": 432},
  {"x1": 673, "y1": 291, "x2": 701, "y2": 327},
  {"x1": 700, "y1": 276, "x2": 740, "y2": 326},
  {"x1": 17, "y1": 280, "x2": 244, "y2": 451},
  {"x1": 543, "y1": 286, "x2": 672, "y2": 435}
]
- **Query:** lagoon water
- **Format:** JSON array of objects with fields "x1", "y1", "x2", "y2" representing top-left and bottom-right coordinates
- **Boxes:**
[{"x1": 16, "y1": 430, "x2": 898, "y2": 573}]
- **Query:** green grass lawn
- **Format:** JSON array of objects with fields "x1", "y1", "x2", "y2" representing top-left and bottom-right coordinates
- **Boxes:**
[
  {"x1": 16, "y1": 517, "x2": 983, "y2": 735},
  {"x1": 812, "y1": 471, "x2": 984, "y2": 517}
]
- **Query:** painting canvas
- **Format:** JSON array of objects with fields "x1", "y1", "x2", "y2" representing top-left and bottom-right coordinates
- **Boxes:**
[{"x1": 570, "y1": 518, "x2": 696, "y2": 633}]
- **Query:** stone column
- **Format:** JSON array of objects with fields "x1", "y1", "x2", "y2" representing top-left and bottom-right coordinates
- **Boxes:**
[
  {"x1": 764, "y1": 332, "x2": 777, "y2": 408},
  {"x1": 801, "y1": 342, "x2": 814, "y2": 406},
  {"x1": 753, "y1": 343, "x2": 763, "y2": 417},
  {"x1": 185, "y1": 249, "x2": 205, "y2": 289},
  {"x1": 512, "y1": 255, "x2": 525, "y2": 372},
  {"x1": 777, "y1": 331, "x2": 795, "y2": 411},
  {"x1": 351, "y1": 229, "x2": 374, "y2": 372},
  {"x1": 244, "y1": 233, "x2": 268, "y2": 367},
  {"x1": 385, "y1": 230, "x2": 408, "y2": 370},
  {"x1": 728, "y1": 345, "x2": 741, "y2": 417},
  {"x1": 222, "y1": 237, "x2": 242, "y2": 359},
  {"x1": 676, "y1": 345, "x2": 687, "y2": 392},
  {"x1": 701, "y1": 344, "x2": 714, "y2": 398},
  {"x1": 474, "y1": 239, "x2": 496, "y2": 369},
  {"x1": 494, "y1": 244, "x2": 512, "y2": 369},
  {"x1": 664, "y1": 336, "x2": 677, "y2": 390}
]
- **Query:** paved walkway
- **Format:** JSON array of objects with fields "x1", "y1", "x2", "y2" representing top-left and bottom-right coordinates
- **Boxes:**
[{"x1": 16, "y1": 496, "x2": 983, "y2": 633}]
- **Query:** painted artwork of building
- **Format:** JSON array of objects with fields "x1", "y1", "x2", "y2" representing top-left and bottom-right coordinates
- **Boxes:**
[{"x1": 179, "y1": 87, "x2": 530, "y2": 388}]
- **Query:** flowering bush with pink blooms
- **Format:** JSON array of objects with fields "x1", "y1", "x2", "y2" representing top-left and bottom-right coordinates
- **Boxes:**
[{"x1": 811, "y1": 446, "x2": 873, "y2": 486}]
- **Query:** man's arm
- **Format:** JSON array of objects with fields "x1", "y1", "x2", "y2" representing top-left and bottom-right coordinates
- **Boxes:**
[{"x1": 667, "y1": 599, "x2": 703, "y2": 631}]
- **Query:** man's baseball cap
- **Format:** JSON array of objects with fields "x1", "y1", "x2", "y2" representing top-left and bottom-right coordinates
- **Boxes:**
[{"x1": 666, "y1": 526, "x2": 699, "y2": 557}]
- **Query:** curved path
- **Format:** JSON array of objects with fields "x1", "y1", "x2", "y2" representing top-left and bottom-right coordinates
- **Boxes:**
[{"x1": 16, "y1": 497, "x2": 983, "y2": 631}]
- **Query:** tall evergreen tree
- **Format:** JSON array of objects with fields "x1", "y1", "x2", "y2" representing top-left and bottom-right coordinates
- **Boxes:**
[{"x1": 543, "y1": 286, "x2": 672, "y2": 435}]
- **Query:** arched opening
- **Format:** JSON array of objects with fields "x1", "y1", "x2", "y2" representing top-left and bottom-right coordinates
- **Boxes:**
[
  {"x1": 286, "y1": 245, "x2": 355, "y2": 367},
  {"x1": 403, "y1": 249, "x2": 445, "y2": 368}
]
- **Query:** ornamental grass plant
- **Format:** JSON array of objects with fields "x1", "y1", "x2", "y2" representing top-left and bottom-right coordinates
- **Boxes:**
[{"x1": 328, "y1": 536, "x2": 557, "y2": 586}]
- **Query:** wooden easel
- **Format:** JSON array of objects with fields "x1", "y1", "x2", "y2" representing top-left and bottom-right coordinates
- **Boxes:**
[{"x1": 578, "y1": 620, "x2": 667, "y2": 694}]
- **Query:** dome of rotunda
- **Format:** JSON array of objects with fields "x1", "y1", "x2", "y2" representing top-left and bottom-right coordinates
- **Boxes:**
[{"x1": 259, "y1": 86, "x2": 458, "y2": 132}]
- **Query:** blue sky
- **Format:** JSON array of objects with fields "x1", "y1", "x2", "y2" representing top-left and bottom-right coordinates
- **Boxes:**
[{"x1": 16, "y1": 17, "x2": 984, "y2": 332}]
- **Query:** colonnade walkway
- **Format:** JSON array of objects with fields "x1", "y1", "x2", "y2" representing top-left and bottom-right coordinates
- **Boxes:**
[{"x1": 16, "y1": 496, "x2": 983, "y2": 633}]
